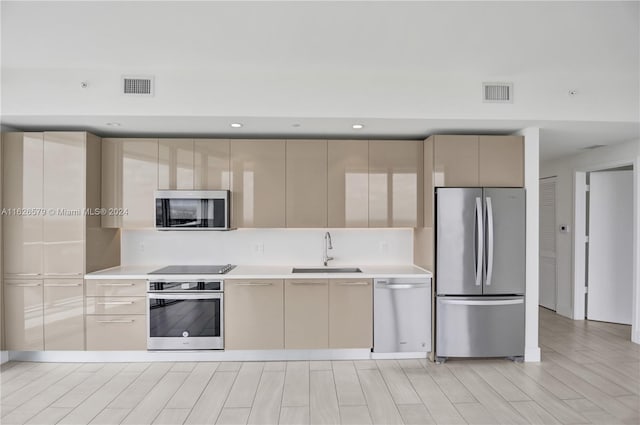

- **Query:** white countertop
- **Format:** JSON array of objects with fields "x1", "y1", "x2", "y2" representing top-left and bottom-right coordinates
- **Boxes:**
[{"x1": 85, "y1": 264, "x2": 432, "y2": 280}]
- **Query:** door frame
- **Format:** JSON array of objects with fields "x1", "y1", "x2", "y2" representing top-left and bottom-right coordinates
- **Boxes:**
[{"x1": 573, "y1": 159, "x2": 640, "y2": 344}]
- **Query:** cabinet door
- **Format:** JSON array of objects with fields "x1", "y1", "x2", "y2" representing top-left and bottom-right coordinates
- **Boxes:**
[
  {"x1": 102, "y1": 138, "x2": 158, "y2": 228},
  {"x1": 44, "y1": 279, "x2": 84, "y2": 350},
  {"x1": 286, "y1": 140, "x2": 328, "y2": 227},
  {"x1": 43, "y1": 132, "x2": 85, "y2": 277},
  {"x1": 433, "y1": 135, "x2": 479, "y2": 187},
  {"x1": 225, "y1": 280, "x2": 284, "y2": 349},
  {"x1": 4, "y1": 280, "x2": 44, "y2": 350},
  {"x1": 284, "y1": 279, "x2": 328, "y2": 349},
  {"x1": 328, "y1": 140, "x2": 369, "y2": 227},
  {"x1": 369, "y1": 140, "x2": 423, "y2": 227},
  {"x1": 2, "y1": 133, "x2": 44, "y2": 277},
  {"x1": 158, "y1": 139, "x2": 195, "y2": 190},
  {"x1": 86, "y1": 315, "x2": 146, "y2": 350},
  {"x1": 231, "y1": 140, "x2": 285, "y2": 228},
  {"x1": 194, "y1": 139, "x2": 230, "y2": 190},
  {"x1": 479, "y1": 136, "x2": 524, "y2": 187},
  {"x1": 329, "y1": 279, "x2": 372, "y2": 348}
]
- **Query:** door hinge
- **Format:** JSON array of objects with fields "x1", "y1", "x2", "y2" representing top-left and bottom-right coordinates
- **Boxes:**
[
  {"x1": 585, "y1": 184, "x2": 590, "y2": 192},
  {"x1": 584, "y1": 286, "x2": 588, "y2": 294},
  {"x1": 584, "y1": 236, "x2": 589, "y2": 243}
]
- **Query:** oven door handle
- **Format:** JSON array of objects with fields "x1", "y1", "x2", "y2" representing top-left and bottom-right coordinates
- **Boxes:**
[{"x1": 148, "y1": 293, "x2": 222, "y2": 300}]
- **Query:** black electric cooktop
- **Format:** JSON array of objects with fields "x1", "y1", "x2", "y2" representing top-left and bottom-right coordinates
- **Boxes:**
[{"x1": 149, "y1": 264, "x2": 236, "y2": 275}]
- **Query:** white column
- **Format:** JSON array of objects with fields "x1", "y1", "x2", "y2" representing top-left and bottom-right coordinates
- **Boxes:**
[
  {"x1": 633, "y1": 146, "x2": 640, "y2": 344},
  {"x1": 516, "y1": 127, "x2": 541, "y2": 362}
]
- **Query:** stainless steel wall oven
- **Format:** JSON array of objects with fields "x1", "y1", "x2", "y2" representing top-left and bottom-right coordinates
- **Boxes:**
[{"x1": 147, "y1": 279, "x2": 224, "y2": 350}]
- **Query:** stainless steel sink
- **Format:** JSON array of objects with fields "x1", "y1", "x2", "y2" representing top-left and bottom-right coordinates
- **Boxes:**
[{"x1": 292, "y1": 267, "x2": 362, "y2": 273}]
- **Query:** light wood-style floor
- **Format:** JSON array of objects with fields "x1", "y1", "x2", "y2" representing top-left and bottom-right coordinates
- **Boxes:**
[{"x1": 1, "y1": 308, "x2": 639, "y2": 425}]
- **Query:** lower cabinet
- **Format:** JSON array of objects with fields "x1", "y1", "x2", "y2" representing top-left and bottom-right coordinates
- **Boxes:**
[
  {"x1": 225, "y1": 280, "x2": 284, "y2": 350},
  {"x1": 329, "y1": 279, "x2": 372, "y2": 349},
  {"x1": 44, "y1": 280, "x2": 84, "y2": 350},
  {"x1": 284, "y1": 279, "x2": 329, "y2": 349},
  {"x1": 4, "y1": 280, "x2": 44, "y2": 351},
  {"x1": 85, "y1": 279, "x2": 147, "y2": 350}
]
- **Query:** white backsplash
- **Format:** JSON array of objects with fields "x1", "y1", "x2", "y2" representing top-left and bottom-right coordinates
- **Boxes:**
[{"x1": 121, "y1": 228, "x2": 413, "y2": 266}]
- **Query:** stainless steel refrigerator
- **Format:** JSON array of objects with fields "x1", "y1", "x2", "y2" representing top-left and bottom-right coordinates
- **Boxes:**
[{"x1": 435, "y1": 188, "x2": 525, "y2": 361}]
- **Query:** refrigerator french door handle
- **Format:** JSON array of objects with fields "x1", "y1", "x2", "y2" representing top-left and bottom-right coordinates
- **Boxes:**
[
  {"x1": 475, "y1": 197, "x2": 484, "y2": 287},
  {"x1": 486, "y1": 196, "x2": 494, "y2": 286}
]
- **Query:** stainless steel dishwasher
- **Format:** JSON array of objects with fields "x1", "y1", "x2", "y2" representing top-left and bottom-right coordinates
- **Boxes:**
[{"x1": 373, "y1": 277, "x2": 431, "y2": 353}]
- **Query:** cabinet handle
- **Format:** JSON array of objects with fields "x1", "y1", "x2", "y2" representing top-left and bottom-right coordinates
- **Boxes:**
[
  {"x1": 96, "y1": 283, "x2": 135, "y2": 287},
  {"x1": 97, "y1": 301, "x2": 135, "y2": 305},
  {"x1": 7, "y1": 283, "x2": 41, "y2": 287},
  {"x1": 45, "y1": 283, "x2": 82, "y2": 287},
  {"x1": 96, "y1": 319, "x2": 135, "y2": 324},
  {"x1": 291, "y1": 282, "x2": 327, "y2": 286},
  {"x1": 337, "y1": 282, "x2": 369, "y2": 286},
  {"x1": 235, "y1": 283, "x2": 272, "y2": 287},
  {"x1": 13, "y1": 273, "x2": 41, "y2": 276},
  {"x1": 47, "y1": 273, "x2": 82, "y2": 276}
]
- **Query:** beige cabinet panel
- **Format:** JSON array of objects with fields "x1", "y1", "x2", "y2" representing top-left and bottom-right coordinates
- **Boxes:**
[
  {"x1": 433, "y1": 135, "x2": 479, "y2": 187},
  {"x1": 225, "y1": 280, "x2": 284, "y2": 350},
  {"x1": 424, "y1": 137, "x2": 434, "y2": 228},
  {"x1": 86, "y1": 279, "x2": 147, "y2": 297},
  {"x1": 284, "y1": 279, "x2": 328, "y2": 349},
  {"x1": 102, "y1": 138, "x2": 158, "y2": 228},
  {"x1": 329, "y1": 279, "x2": 372, "y2": 349},
  {"x1": 86, "y1": 315, "x2": 146, "y2": 350},
  {"x1": 43, "y1": 132, "x2": 85, "y2": 277},
  {"x1": 44, "y1": 279, "x2": 84, "y2": 350},
  {"x1": 85, "y1": 296, "x2": 146, "y2": 315},
  {"x1": 194, "y1": 139, "x2": 230, "y2": 190},
  {"x1": 4, "y1": 280, "x2": 44, "y2": 350},
  {"x1": 369, "y1": 140, "x2": 423, "y2": 227},
  {"x1": 159, "y1": 139, "x2": 195, "y2": 190},
  {"x1": 231, "y1": 140, "x2": 285, "y2": 228},
  {"x1": 2, "y1": 133, "x2": 44, "y2": 277},
  {"x1": 479, "y1": 136, "x2": 524, "y2": 187},
  {"x1": 286, "y1": 140, "x2": 328, "y2": 227},
  {"x1": 328, "y1": 140, "x2": 369, "y2": 227}
]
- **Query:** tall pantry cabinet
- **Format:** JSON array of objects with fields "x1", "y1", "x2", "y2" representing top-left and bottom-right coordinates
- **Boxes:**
[{"x1": 2, "y1": 132, "x2": 120, "y2": 350}]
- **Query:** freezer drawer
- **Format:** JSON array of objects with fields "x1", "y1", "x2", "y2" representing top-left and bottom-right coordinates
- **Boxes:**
[
  {"x1": 374, "y1": 278, "x2": 431, "y2": 353},
  {"x1": 436, "y1": 296, "x2": 524, "y2": 358}
]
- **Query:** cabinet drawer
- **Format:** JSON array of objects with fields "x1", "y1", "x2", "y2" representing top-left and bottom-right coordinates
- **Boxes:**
[
  {"x1": 86, "y1": 280, "x2": 147, "y2": 297},
  {"x1": 86, "y1": 315, "x2": 146, "y2": 350},
  {"x1": 86, "y1": 296, "x2": 146, "y2": 315}
]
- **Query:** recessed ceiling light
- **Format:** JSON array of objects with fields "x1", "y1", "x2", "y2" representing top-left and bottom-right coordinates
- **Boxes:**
[
  {"x1": 230, "y1": 123, "x2": 243, "y2": 128},
  {"x1": 292, "y1": 123, "x2": 301, "y2": 128},
  {"x1": 105, "y1": 122, "x2": 121, "y2": 127},
  {"x1": 352, "y1": 124, "x2": 364, "y2": 130}
]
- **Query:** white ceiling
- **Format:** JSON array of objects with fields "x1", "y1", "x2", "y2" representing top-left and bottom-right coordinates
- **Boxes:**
[{"x1": 1, "y1": 1, "x2": 639, "y2": 160}]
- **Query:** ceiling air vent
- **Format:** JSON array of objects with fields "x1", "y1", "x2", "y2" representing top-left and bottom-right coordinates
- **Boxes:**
[
  {"x1": 122, "y1": 75, "x2": 154, "y2": 96},
  {"x1": 482, "y1": 82, "x2": 513, "y2": 103}
]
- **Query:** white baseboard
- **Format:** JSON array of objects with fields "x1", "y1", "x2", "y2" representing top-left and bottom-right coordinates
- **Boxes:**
[
  {"x1": 9, "y1": 349, "x2": 373, "y2": 363},
  {"x1": 371, "y1": 351, "x2": 428, "y2": 360},
  {"x1": 633, "y1": 331, "x2": 640, "y2": 345},
  {"x1": 0, "y1": 351, "x2": 8, "y2": 364},
  {"x1": 524, "y1": 346, "x2": 541, "y2": 362}
]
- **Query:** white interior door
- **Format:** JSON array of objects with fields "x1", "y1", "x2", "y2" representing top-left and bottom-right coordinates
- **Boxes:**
[
  {"x1": 587, "y1": 170, "x2": 633, "y2": 324},
  {"x1": 539, "y1": 178, "x2": 557, "y2": 310}
]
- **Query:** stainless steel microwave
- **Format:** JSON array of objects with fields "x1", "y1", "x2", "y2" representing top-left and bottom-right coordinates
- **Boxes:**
[{"x1": 154, "y1": 190, "x2": 231, "y2": 230}]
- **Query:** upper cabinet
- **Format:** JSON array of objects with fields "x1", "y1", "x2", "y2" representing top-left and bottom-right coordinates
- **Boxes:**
[
  {"x1": 433, "y1": 135, "x2": 524, "y2": 187},
  {"x1": 328, "y1": 140, "x2": 369, "y2": 228},
  {"x1": 194, "y1": 139, "x2": 230, "y2": 190},
  {"x1": 286, "y1": 140, "x2": 328, "y2": 227},
  {"x1": 43, "y1": 132, "x2": 85, "y2": 277},
  {"x1": 369, "y1": 140, "x2": 423, "y2": 227},
  {"x1": 158, "y1": 139, "x2": 194, "y2": 190},
  {"x1": 102, "y1": 138, "x2": 158, "y2": 228},
  {"x1": 2, "y1": 132, "x2": 44, "y2": 277},
  {"x1": 231, "y1": 139, "x2": 286, "y2": 228},
  {"x1": 478, "y1": 135, "x2": 524, "y2": 187}
]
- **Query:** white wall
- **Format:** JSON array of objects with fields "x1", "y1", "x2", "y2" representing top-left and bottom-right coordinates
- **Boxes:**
[
  {"x1": 540, "y1": 138, "x2": 640, "y2": 343},
  {"x1": 122, "y1": 228, "x2": 413, "y2": 267}
]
